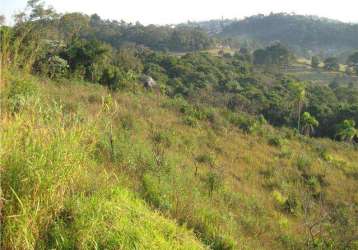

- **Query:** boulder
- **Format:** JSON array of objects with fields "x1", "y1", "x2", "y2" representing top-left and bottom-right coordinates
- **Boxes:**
[{"x1": 140, "y1": 75, "x2": 157, "y2": 89}]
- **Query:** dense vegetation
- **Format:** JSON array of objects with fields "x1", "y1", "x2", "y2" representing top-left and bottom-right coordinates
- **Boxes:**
[{"x1": 1, "y1": 1, "x2": 358, "y2": 249}]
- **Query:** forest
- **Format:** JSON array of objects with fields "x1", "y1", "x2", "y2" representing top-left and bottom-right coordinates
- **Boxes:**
[{"x1": 1, "y1": 1, "x2": 358, "y2": 249}]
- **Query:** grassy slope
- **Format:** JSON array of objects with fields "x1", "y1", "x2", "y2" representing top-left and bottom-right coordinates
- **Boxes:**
[{"x1": 1, "y1": 73, "x2": 358, "y2": 249}]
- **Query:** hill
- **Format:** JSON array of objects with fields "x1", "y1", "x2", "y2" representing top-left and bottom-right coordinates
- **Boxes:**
[{"x1": 214, "y1": 13, "x2": 358, "y2": 57}]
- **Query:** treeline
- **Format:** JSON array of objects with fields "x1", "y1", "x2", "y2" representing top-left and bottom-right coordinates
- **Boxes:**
[
  {"x1": 4, "y1": 0, "x2": 214, "y2": 52},
  {"x1": 219, "y1": 13, "x2": 358, "y2": 57}
]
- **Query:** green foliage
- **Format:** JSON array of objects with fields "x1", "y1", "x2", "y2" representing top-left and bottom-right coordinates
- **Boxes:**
[
  {"x1": 301, "y1": 112, "x2": 319, "y2": 136},
  {"x1": 100, "y1": 65, "x2": 137, "y2": 91},
  {"x1": 267, "y1": 135, "x2": 285, "y2": 147}
]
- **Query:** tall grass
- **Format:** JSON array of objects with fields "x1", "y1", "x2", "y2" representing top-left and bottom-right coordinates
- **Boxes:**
[
  {"x1": 0, "y1": 74, "x2": 205, "y2": 249},
  {"x1": 1, "y1": 72, "x2": 357, "y2": 249}
]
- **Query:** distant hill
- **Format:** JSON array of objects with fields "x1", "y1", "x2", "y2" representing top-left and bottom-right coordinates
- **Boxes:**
[
  {"x1": 182, "y1": 14, "x2": 358, "y2": 57},
  {"x1": 218, "y1": 13, "x2": 358, "y2": 57}
]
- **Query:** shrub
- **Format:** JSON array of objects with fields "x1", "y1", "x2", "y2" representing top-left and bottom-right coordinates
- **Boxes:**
[
  {"x1": 6, "y1": 75, "x2": 39, "y2": 113},
  {"x1": 229, "y1": 113, "x2": 259, "y2": 133},
  {"x1": 272, "y1": 191, "x2": 297, "y2": 214},
  {"x1": 268, "y1": 135, "x2": 284, "y2": 147},
  {"x1": 183, "y1": 115, "x2": 199, "y2": 127},
  {"x1": 101, "y1": 66, "x2": 137, "y2": 91},
  {"x1": 296, "y1": 155, "x2": 312, "y2": 171},
  {"x1": 272, "y1": 190, "x2": 287, "y2": 206},
  {"x1": 306, "y1": 176, "x2": 320, "y2": 191},
  {"x1": 196, "y1": 153, "x2": 216, "y2": 167},
  {"x1": 282, "y1": 194, "x2": 298, "y2": 214}
]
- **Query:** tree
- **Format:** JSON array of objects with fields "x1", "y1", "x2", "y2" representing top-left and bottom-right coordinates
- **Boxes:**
[
  {"x1": 301, "y1": 112, "x2": 319, "y2": 136},
  {"x1": 27, "y1": 0, "x2": 56, "y2": 21},
  {"x1": 253, "y1": 43, "x2": 292, "y2": 66},
  {"x1": 311, "y1": 56, "x2": 320, "y2": 69},
  {"x1": 61, "y1": 38, "x2": 109, "y2": 80},
  {"x1": 59, "y1": 13, "x2": 90, "y2": 40},
  {"x1": 347, "y1": 52, "x2": 358, "y2": 75},
  {"x1": 324, "y1": 57, "x2": 339, "y2": 71},
  {"x1": 289, "y1": 82, "x2": 306, "y2": 131},
  {"x1": 336, "y1": 120, "x2": 358, "y2": 142}
]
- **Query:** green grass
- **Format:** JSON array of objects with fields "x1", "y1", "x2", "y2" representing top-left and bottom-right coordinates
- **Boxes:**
[{"x1": 46, "y1": 187, "x2": 204, "y2": 250}]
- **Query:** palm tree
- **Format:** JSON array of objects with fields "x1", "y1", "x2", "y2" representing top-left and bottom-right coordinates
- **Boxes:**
[
  {"x1": 336, "y1": 120, "x2": 358, "y2": 143},
  {"x1": 301, "y1": 112, "x2": 319, "y2": 136},
  {"x1": 289, "y1": 82, "x2": 306, "y2": 131}
]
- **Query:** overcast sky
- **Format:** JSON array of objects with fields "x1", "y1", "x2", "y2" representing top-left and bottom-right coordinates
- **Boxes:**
[{"x1": 2, "y1": 0, "x2": 358, "y2": 25}]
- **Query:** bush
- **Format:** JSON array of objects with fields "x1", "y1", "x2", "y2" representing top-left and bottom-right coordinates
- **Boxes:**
[
  {"x1": 6, "y1": 75, "x2": 39, "y2": 113},
  {"x1": 47, "y1": 56, "x2": 69, "y2": 79},
  {"x1": 268, "y1": 135, "x2": 284, "y2": 147},
  {"x1": 101, "y1": 66, "x2": 137, "y2": 91}
]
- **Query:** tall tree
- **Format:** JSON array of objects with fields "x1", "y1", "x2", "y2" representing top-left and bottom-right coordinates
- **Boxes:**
[{"x1": 289, "y1": 82, "x2": 306, "y2": 131}]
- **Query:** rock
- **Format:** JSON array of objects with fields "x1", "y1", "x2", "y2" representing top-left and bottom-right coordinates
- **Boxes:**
[{"x1": 140, "y1": 75, "x2": 157, "y2": 89}]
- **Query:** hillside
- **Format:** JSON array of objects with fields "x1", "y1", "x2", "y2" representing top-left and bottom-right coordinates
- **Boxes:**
[
  {"x1": 217, "y1": 13, "x2": 358, "y2": 57},
  {"x1": 1, "y1": 72, "x2": 358, "y2": 249}
]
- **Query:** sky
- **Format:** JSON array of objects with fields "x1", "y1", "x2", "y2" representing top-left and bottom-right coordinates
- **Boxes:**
[{"x1": 2, "y1": 0, "x2": 358, "y2": 25}]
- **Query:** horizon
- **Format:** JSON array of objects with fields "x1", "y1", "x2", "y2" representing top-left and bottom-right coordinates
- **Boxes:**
[{"x1": 1, "y1": 0, "x2": 358, "y2": 26}]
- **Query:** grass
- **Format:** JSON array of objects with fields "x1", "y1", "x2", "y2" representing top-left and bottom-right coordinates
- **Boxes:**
[
  {"x1": 46, "y1": 187, "x2": 204, "y2": 250},
  {"x1": 1, "y1": 71, "x2": 358, "y2": 249}
]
